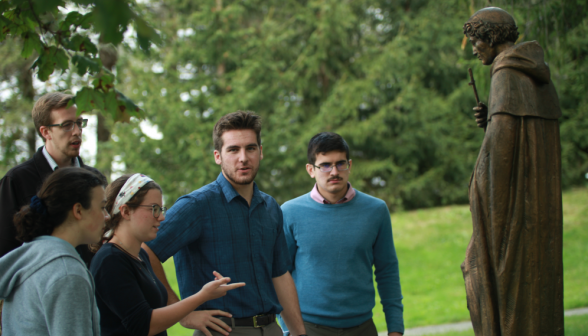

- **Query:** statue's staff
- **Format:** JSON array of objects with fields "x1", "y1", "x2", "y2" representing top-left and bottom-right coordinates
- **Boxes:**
[
  {"x1": 468, "y1": 68, "x2": 486, "y2": 130},
  {"x1": 468, "y1": 68, "x2": 480, "y2": 105}
]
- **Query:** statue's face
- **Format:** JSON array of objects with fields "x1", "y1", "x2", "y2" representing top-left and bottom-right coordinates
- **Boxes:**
[{"x1": 469, "y1": 35, "x2": 498, "y2": 65}]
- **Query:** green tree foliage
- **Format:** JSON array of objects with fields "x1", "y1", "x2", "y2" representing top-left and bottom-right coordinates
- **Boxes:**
[
  {"x1": 3, "y1": 0, "x2": 587, "y2": 210},
  {"x1": 107, "y1": 0, "x2": 588, "y2": 210},
  {"x1": 0, "y1": 0, "x2": 161, "y2": 175},
  {"x1": 0, "y1": 0, "x2": 160, "y2": 118}
]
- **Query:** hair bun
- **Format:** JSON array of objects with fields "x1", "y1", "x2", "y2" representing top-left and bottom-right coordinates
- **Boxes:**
[{"x1": 30, "y1": 195, "x2": 48, "y2": 216}]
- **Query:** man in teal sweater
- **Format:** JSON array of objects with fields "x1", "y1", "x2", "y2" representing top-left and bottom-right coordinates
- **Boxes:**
[{"x1": 278, "y1": 132, "x2": 404, "y2": 336}]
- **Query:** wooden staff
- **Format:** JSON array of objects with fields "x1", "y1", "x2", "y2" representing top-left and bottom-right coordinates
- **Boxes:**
[{"x1": 468, "y1": 68, "x2": 480, "y2": 105}]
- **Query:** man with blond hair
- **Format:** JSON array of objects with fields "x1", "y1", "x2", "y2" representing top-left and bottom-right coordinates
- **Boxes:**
[{"x1": 0, "y1": 92, "x2": 93, "y2": 263}]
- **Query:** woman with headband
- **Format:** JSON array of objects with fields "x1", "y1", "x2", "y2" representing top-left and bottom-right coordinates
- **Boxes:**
[
  {"x1": 90, "y1": 174, "x2": 245, "y2": 336},
  {"x1": 0, "y1": 167, "x2": 107, "y2": 335}
]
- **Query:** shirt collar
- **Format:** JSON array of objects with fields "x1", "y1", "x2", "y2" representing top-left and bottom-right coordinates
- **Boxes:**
[
  {"x1": 310, "y1": 182, "x2": 356, "y2": 204},
  {"x1": 216, "y1": 172, "x2": 263, "y2": 205},
  {"x1": 42, "y1": 146, "x2": 80, "y2": 171}
]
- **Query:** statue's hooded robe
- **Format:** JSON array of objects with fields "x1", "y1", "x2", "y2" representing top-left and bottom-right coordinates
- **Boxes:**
[{"x1": 462, "y1": 41, "x2": 564, "y2": 336}]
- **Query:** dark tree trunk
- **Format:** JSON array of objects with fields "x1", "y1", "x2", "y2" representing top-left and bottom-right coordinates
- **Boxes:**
[{"x1": 18, "y1": 62, "x2": 36, "y2": 158}]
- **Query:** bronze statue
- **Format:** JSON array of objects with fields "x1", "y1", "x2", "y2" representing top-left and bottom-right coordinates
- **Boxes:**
[{"x1": 461, "y1": 7, "x2": 564, "y2": 336}]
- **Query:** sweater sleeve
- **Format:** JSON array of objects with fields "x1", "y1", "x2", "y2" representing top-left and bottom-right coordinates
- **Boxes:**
[
  {"x1": 42, "y1": 273, "x2": 98, "y2": 336},
  {"x1": 0, "y1": 176, "x2": 21, "y2": 258},
  {"x1": 92, "y1": 253, "x2": 154, "y2": 336},
  {"x1": 373, "y1": 203, "x2": 404, "y2": 334},
  {"x1": 281, "y1": 203, "x2": 297, "y2": 273}
]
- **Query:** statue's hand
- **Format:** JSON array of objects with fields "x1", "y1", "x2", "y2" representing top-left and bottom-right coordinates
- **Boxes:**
[{"x1": 473, "y1": 102, "x2": 488, "y2": 128}]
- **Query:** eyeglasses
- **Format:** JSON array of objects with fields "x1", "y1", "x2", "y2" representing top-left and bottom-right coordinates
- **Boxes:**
[
  {"x1": 137, "y1": 204, "x2": 167, "y2": 218},
  {"x1": 313, "y1": 160, "x2": 350, "y2": 173},
  {"x1": 46, "y1": 119, "x2": 88, "y2": 132}
]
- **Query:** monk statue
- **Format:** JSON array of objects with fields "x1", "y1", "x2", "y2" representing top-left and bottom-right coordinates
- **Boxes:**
[{"x1": 461, "y1": 7, "x2": 564, "y2": 336}]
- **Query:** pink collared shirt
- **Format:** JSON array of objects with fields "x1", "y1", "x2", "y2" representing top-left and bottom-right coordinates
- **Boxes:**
[{"x1": 310, "y1": 182, "x2": 356, "y2": 204}]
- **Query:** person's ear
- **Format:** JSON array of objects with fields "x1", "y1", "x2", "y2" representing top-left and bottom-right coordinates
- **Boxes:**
[
  {"x1": 306, "y1": 164, "x2": 316, "y2": 179},
  {"x1": 120, "y1": 204, "x2": 132, "y2": 221},
  {"x1": 348, "y1": 159, "x2": 352, "y2": 173},
  {"x1": 259, "y1": 145, "x2": 263, "y2": 160},
  {"x1": 39, "y1": 126, "x2": 52, "y2": 141},
  {"x1": 214, "y1": 149, "x2": 221, "y2": 165},
  {"x1": 72, "y1": 203, "x2": 83, "y2": 220}
]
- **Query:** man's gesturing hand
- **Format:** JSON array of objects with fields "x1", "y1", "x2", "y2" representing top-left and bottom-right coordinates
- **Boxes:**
[
  {"x1": 180, "y1": 310, "x2": 233, "y2": 336},
  {"x1": 473, "y1": 102, "x2": 488, "y2": 129}
]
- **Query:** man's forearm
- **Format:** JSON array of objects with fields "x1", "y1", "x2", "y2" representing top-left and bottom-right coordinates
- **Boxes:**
[
  {"x1": 142, "y1": 243, "x2": 180, "y2": 304},
  {"x1": 272, "y1": 271, "x2": 306, "y2": 336}
]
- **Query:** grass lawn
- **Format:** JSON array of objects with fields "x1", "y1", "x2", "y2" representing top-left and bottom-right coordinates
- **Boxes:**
[
  {"x1": 165, "y1": 187, "x2": 588, "y2": 335},
  {"x1": 418, "y1": 314, "x2": 588, "y2": 336}
]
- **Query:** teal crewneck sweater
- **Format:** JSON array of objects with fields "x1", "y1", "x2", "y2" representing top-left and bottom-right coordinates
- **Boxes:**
[{"x1": 278, "y1": 191, "x2": 404, "y2": 334}]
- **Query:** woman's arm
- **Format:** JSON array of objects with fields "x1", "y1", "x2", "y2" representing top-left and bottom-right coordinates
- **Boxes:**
[{"x1": 148, "y1": 272, "x2": 245, "y2": 336}]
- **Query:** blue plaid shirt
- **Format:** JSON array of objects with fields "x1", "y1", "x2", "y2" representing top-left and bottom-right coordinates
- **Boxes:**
[{"x1": 146, "y1": 173, "x2": 291, "y2": 318}]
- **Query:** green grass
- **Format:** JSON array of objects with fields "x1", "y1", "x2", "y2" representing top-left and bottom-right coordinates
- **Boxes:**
[
  {"x1": 420, "y1": 314, "x2": 588, "y2": 336},
  {"x1": 165, "y1": 187, "x2": 588, "y2": 335}
]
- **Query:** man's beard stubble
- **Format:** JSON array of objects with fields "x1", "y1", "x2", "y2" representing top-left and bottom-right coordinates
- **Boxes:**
[{"x1": 221, "y1": 161, "x2": 259, "y2": 186}]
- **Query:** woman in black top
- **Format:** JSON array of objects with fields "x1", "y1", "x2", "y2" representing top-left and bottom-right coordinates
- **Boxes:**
[{"x1": 91, "y1": 174, "x2": 244, "y2": 336}]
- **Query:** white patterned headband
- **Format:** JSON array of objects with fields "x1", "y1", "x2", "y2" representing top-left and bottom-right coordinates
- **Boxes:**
[{"x1": 112, "y1": 173, "x2": 154, "y2": 215}]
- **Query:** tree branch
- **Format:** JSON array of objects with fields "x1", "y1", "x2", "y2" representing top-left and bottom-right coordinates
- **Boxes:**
[{"x1": 26, "y1": 0, "x2": 74, "y2": 59}]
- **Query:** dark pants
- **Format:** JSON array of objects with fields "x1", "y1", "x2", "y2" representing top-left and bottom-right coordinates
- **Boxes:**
[
  {"x1": 303, "y1": 318, "x2": 378, "y2": 336},
  {"x1": 192, "y1": 321, "x2": 282, "y2": 336}
]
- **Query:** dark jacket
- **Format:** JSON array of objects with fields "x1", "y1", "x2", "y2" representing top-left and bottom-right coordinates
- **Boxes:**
[{"x1": 0, "y1": 146, "x2": 94, "y2": 266}]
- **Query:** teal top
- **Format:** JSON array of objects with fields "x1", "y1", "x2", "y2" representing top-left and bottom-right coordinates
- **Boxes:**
[
  {"x1": 279, "y1": 191, "x2": 404, "y2": 334},
  {"x1": 0, "y1": 235, "x2": 100, "y2": 335}
]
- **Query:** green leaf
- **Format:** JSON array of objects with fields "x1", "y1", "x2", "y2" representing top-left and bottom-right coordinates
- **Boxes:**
[
  {"x1": 52, "y1": 47, "x2": 69, "y2": 71},
  {"x1": 31, "y1": 45, "x2": 70, "y2": 81},
  {"x1": 68, "y1": 34, "x2": 97, "y2": 54},
  {"x1": 78, "y1": 13, "x2": 94, "y2": 30},
  {"x1": 91, "y1": 2, "x2": 132, "y2": 46},
  {"x1": 72, "y1": 55, "x2": 100, "y2": 76},
  {"x1": 134, "y1": 16, "x2": 162, "y2": 53},
  {"x1": 92, "y1": 72, "x2": 115, "y2": 90},
  {"x1": 75, "y1": 87, "x2": 95, "y2": 113},
  {"x1": 116, "y1": 90, "x2": 142, "y2": 116},
  {"x1": 91, "y1": 89, "x2": 105, "y2": 111},
  {"x1": 67, "y1": 34, "x2": 85, "y2": 50},
  {"x1": 81, "y1": 37, "x2": 98, "y2": 54},
  {"x1": 30, "y1": 0, "x2": 64, "y2": 14},
  {"x1": 21, "y1": 32, "x2": 43, "y2": 58},
  {"x1": 103, "y1": 90, "x2": 118, "y2": 117},
  {"x1": 60, "y1": 11, "x2": 94, "y2": 31},
  {"x1": 59, "y1": 11, "x2": 82, "y2": 31},
  {"x1": 100, "y1": 72, "x2": 114, "y2": 86},
  {"x1": 0, "y1": 1, "x2": 11, "y2": 12},
  {"x1": 32, "y1": 54, "x2": 55, "y2": 81},
  {"x1": 62, "y1": 11, "x2": 84, "y2": 28}
]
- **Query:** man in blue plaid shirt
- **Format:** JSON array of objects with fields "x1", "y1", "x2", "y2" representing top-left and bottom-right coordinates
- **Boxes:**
[{"x1": 144, "y1": 111, "x2": 307, "y2": 336}]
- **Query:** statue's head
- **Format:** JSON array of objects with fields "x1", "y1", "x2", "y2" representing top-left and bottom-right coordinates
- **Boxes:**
[{"x1": 463, "y1": 7, "x2": 519, "y2": 65}]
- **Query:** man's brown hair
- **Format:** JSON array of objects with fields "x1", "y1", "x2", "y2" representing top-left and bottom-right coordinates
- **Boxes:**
[
  {"x1": 213, "y1": 111, "x2": 262, "y2": 151},
  {"x1": 32, "y1": 92, "x2": 75, "y2": 140}
]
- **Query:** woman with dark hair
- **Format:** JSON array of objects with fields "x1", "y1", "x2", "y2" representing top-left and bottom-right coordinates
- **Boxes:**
[
  {"x1": 0, "y1": 167, "x2": 108, "y2": 335},
  {"x1": 91, "y1": 174, "x2": 244, "y2": 336}
]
